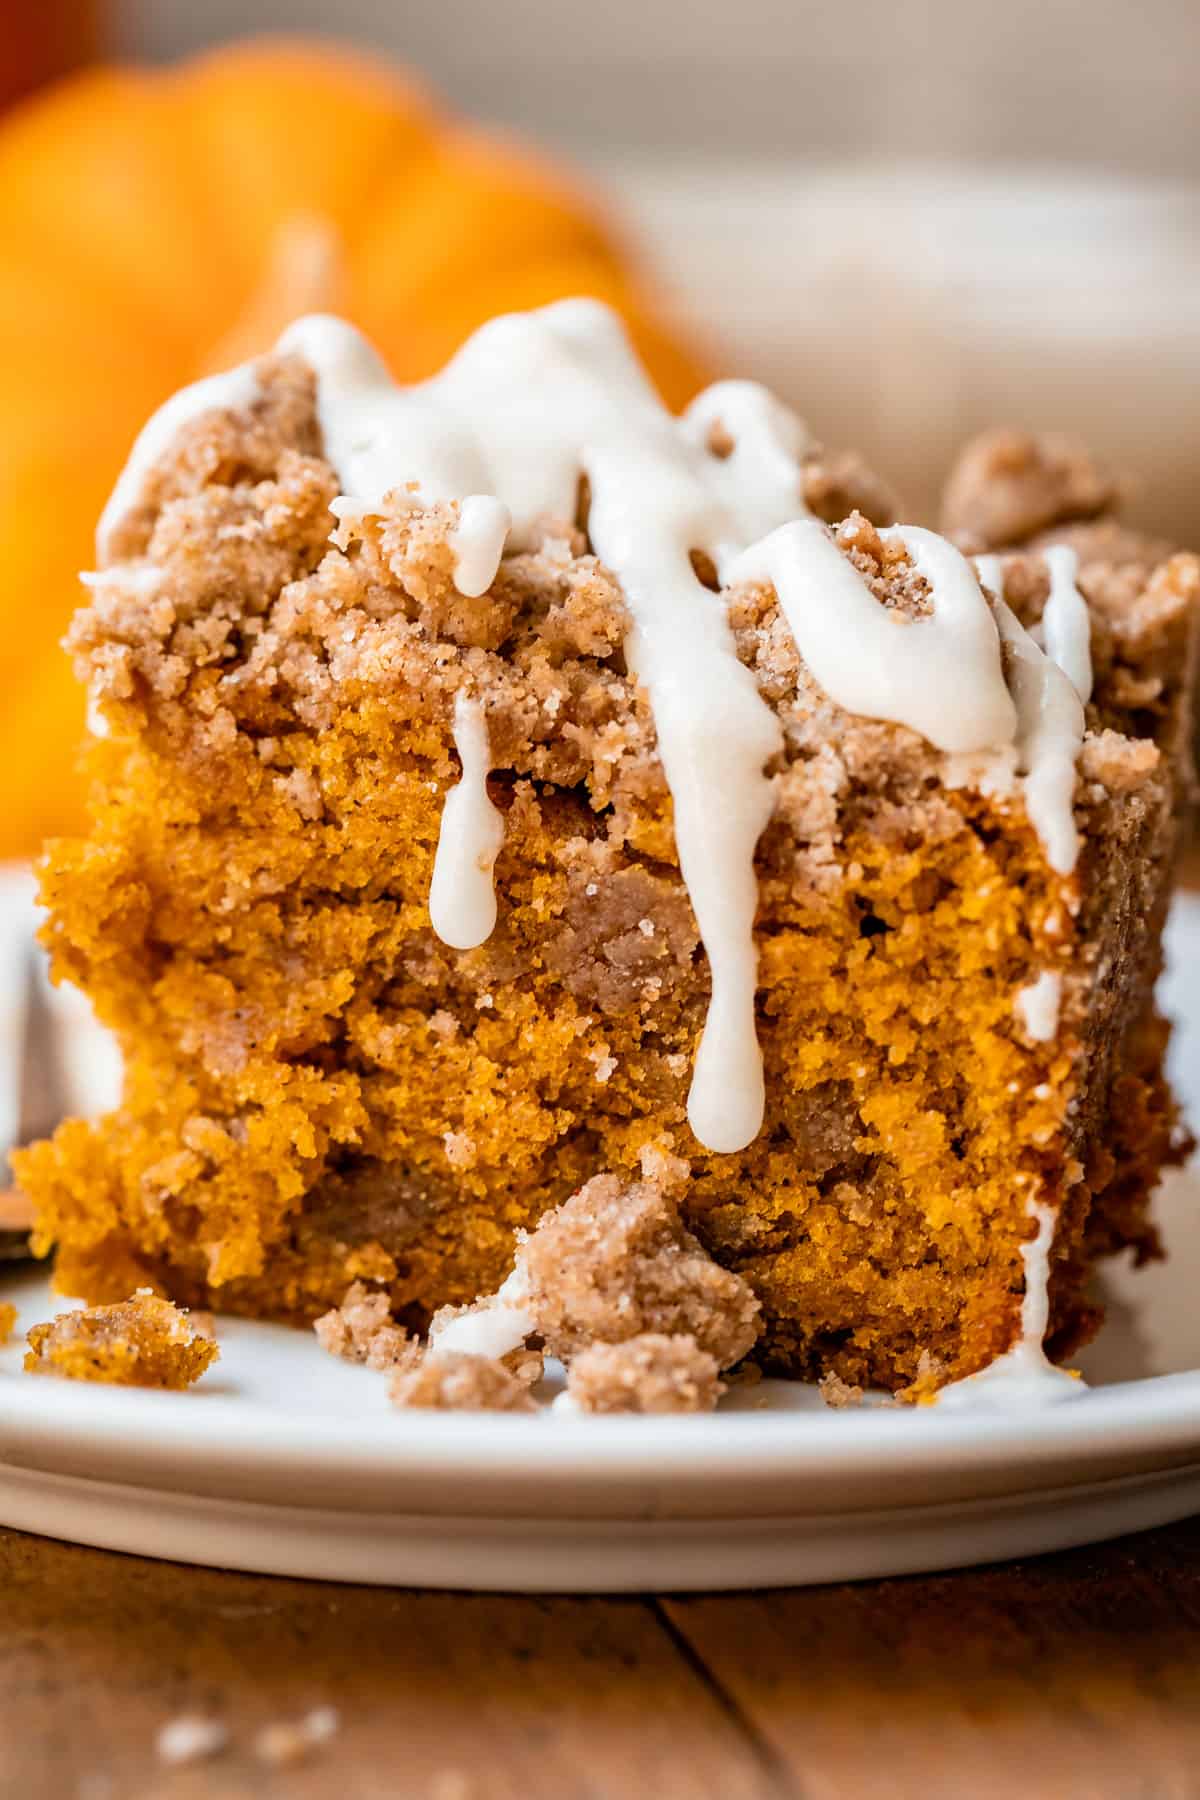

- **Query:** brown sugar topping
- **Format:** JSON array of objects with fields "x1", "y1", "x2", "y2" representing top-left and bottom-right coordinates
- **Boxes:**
[{"x1": 940, "y1": 428, "x2": 1119, "y2": 554}]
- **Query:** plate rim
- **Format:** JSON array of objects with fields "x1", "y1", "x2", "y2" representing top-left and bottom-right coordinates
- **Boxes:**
[{"x1": 3, "y1": 1350, "x2": 1200, "y2": 1510}]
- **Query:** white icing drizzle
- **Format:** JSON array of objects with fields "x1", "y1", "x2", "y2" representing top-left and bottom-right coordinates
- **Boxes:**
[
  {"x1": 972, "y1": 554, "x2": 1006, "y2": 604},
  {"x1": 79, "y1": 564, "x2": 163, "y2": 598},
  {"x1": 1041, "y1": 545, "x2": 1093, "y2": 703},
  {"x1": 938, "y1": 1202, "x2": 1084, "y2": 1409},
  {"x1": 978, "y1": 544, "x2": 1094, "y2": 702},
  {"x1": 100, "y1": 303, "x2": 1078, "y2": 1156},
  {"x1": 428, "y1": 694, "x2": 505, "y2": 951},
  {"x1": 450, "y1": 495, "x2": 512, "y2": 598},
  {"x1": 681, "y1": 381, "x2": 817, "y2": 549},
  {"x1": 974, "y1": 552, "x2": 1087, "y2": 873},
  {"x1": 429, "y1": 1268, "x2": 535, "y2": 1360},
  {"x1": 1014, "y1": 970, "x2": 1062, "y2": 1042},
  {"x1": 96, "y1": 365, "x2": 261, "y2": 559},
  {"x1": 84, "y1": 686, "x2": 110, "y2": 741},
  {"x1": 429, "y1": 1300, "x2": 534, "y2": 1361},
  {"x1": 729, "y1": 522, "x2": 1016, "y2": 753},
  {"x1": 992, "y1": 600, "x2": 1085, "y2": 875}
]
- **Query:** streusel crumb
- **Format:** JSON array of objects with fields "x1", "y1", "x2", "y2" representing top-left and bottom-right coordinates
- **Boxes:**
[
  {"x1": 253, "y1": 1707, "x2": 339, "y2": 1767},
  {"x1": 314, "y1": 1281, "x2": 417, "y2": 1370},
  {"x1": 388, "y1": 1351, "x2": 536, "y2": 1412},
  {"x1": 941, "y1": 428, "x2": 1119, "y2": 554},
  {"x1": 566, "y1": 1333, "x2": 723, "y2": 1413},
  {"x1": 24, "y1": 1290, "x2": 218, "y2": 1388},
  {"x1": 515, "y1": 1174, "x2": 760, "y2": 1368},
  {"x1": 818, "y1": 1370, "x2": 865, "y2": 1409},
  {"x1": 0, "y1": 1303, "x2": 16, "y2": 1346}
]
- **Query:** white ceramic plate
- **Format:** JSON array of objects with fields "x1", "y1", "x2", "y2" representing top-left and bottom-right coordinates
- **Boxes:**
[{"x1": 1, "y1": 896, "x2": 1199, "y2": 1592}]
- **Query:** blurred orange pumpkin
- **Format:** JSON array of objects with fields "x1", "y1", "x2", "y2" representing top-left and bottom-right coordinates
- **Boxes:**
[{"x1": 0, "y1": 38, "x2": 709, "y2": 860}]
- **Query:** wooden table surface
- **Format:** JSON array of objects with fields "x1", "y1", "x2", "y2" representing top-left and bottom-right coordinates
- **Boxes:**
[
  {"x1": 5, "y1": 1516, "x2": 1200, "y2": 1800},
  {"x1": 8, "y1": 871, "x2": 1200, "y2": 1798}
]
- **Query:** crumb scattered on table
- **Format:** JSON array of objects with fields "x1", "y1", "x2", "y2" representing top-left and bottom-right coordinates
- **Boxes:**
[
  {"x1": 253, "y1": 1705, "x2": 340, "y2": 1766},
  {"x1": 0, "y1": 1302, "x2": 16, "y2": 1346},
  {"x1": 155, "y1": 1715, "x2": 229, "y2": 1765},
  {"x1": 24, "y1": 1290, "x2": 219, "y2": 1388}
]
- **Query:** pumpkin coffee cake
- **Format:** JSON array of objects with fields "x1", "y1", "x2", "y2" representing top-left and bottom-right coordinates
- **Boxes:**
[{"x1": 15, "y1": 303, "x2": 1199, "y2": 1404}]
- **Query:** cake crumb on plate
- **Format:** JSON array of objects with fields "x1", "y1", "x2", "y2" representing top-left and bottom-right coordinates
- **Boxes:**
[
  {"x1": 566, "y1": 1333, "x2": 723, "y2": 1413},
  {"x1": 818, "y1": 1370, "x2": 865, "y2": 1409},
  {"x1": 314, "y1": 1281, "x2": 417, "y2": 1371},
  {"x1": 389, "y1": 1351, "x2": 536, "y2": 1413},
  {"x1": 24, "y1": 1290, "x2": 218, "y2": 1388}
]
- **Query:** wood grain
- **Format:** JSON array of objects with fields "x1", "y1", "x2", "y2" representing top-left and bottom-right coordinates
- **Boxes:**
[
  {"x1": 664, "y1": 1522, "x2": 1200, "y2": 1800},
  {"x1": 0, "y1": 1529, "x2": 777, "y2": 1800},
  {"x1": 7, "y1": 1519, "x2": 1200, "y2": 1800},
  {"x1": 5, "y1": 1520, "x2": 1200, "y2": 1800}
]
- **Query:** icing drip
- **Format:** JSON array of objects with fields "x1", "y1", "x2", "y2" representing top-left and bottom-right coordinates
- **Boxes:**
[
  {"x1": 938, "y1": 1202, "x2": 1084, "y2": 1409},
  {"x1": 428, "y1": 694, "x2": 505, "y2": 951},
  {"x1": 977, "y1": 544, "x2": 1092, "y2": 703},
  {"x1": 729, "y1": 522, "x2": 1016, "y2": 753},
  {"x1": 450, "y1": 495, "x2": 512, "y2": 598},
  {"x1": 974, "y1": 556, "x2": 1085, "y2": 874},
  {"x1": 1041, "y1": 546, "x2": 1093, "y2": 703},
  {"x1": 992, "y1": 601, "x2": 1085, "y2": 875},
  {"x1": 1014, "y1": 970, "x2": 1062, "y2": 1042},
  {"x1": 972, "y1": 553, "x2": 1006, "y2": 602},
  {"x1": 681, "y1": 381, "x2": 816, "y2": 548}
]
